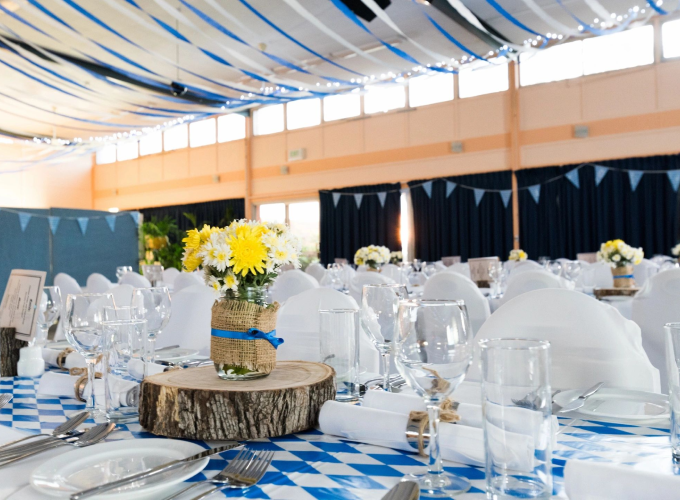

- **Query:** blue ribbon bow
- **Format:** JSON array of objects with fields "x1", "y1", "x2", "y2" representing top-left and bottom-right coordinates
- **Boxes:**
[
  {"x1": 211, "y1": 327, "x2": 284, "y2": 349},
  {"x1": 614, "y1": 274, "x2": 634, "y2": 279}
]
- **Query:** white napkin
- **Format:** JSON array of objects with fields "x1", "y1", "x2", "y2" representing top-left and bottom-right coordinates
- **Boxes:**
[
  {"x1": 565, "y1": 460, "x2": 680, "y2": 500},
  {"x1": 38, "y1": 372, "x2": 138, "y2": 407},
  {"x1": 127, "y1": 359, "x2": 167, "y2": 380},
  {"x1": 318, "y1": 401, "x2": 535, "y2": 470},
  {"x1": 41, "y1": 348, "x2": 86, "y2": 369}
]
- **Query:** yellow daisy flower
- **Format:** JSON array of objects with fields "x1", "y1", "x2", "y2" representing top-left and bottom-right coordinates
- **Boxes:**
[
  {"x1": 227, "y1": 226, "x2": 268, "y2": 277},
  {"x1": 182, "y1": 229, "x2": 201, "y2": 250},
  {"x1": 183, "y1": 250, "x2": 202, "y2": 272}
]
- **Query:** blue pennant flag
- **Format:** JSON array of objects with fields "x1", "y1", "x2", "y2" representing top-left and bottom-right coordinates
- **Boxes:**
[
  {"x1": 445, "y1": 181, "x2": 457, "y2": 198},
  {"x1": 594, "y1": 166, "x2": 609, "y2": 186},
  {"x1": 332, "y1": 192, "x2": 341, "y2": 207},
  {"x1": 668, "y1": 171, "x2": 680, "y2": 192},
  {"x1": 105, "y1": 215, "x2": 117, "y2": 232},
  {"x1": 77, "y1": 217, "x2": 89, "y2": 235},
  {"x1": 499, "y1": 190, "x2": 512, "y2": 208},
  {"x1": 47, "y1": 216, "x2": 60, "y2": 235},
  {"x1": 528, "y1": 184, "x2": 541, "y2": 204},
  {"x1": 422, "y1": 181, "x2": 433, "y2": 198},
  {"x1": 565, "y1": 169, "x2": 580, "y2": 188},
  {"x1": 473, "y1": 189, "x2": 485, "y2": 207},
  {"x1": 129, "y1": 211, "x2": 140, "y2": 226},
  {"x1": 628, "y1": 170, "x2": 644, "y2": 192},
  {"x1": 353, "y1": 193, "x2": 363, "y2": 209},
  {"x1": 376, "y1": 192, "x2": 387, "y2": 207},
  {"x1": 18, "y1": 212, "x2": 31, "y2": 232}
]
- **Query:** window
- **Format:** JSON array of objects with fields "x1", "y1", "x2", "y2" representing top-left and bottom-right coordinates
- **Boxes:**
[
  {"x1": 286, "y1": 99, "x2": 321, "y2": 130},
  {"x1": 363, "y1": 84, "x2": 406, "y2": 114},
  {"x1": 663, "y1": 19, "x2": 680, "y2": 59},
  {"x1": 459, "y1": 59, "x2": 509, "y2": 98},
  {"x1": 163, "y1": 124, "x2": 188, "y2": 151},
  {"x1": 139, "y1": 131, "x2": 162, "y2": 156},
  {"x1": 116, "y1": 141, "x2": 138, "y2": 161},
  {"x1": 520, "y1": 41, "x2": 583, "y2": 86},
  {"x1": 253, "y1": 104, "x2": 284, "y2": 136},
  {"x1": 323, "y1": 93, "x2": 361, "y2": 121},
  {"x1": 583, "y1": 25, "x2": 654, "y2": 75},
  {"x1": 189, "y1": 118, "x2": 216, "y2": 147},
  {"x1": 258, "y1": 203, "x2": 286, "y2": 223},
  {"x1": 218, "y1": 113, "x2": 246, "y2": 142},
  {"x1": 96, "y1": 144, "x2": 116, "y2": 165},
  {"x1": 408, "y1": 72, "x2": 454, "y2": 107},
  {"x1": 288, "y1": 201, "x2": 320, "y2": 261}
]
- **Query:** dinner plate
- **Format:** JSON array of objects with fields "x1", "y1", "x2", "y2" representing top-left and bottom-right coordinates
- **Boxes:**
[
  {"x1": 45, "y1": 340, "x2": 71, "y2": 349},
  {"x1": 31, "y1": 438, "x2": 209, "y2": 499},
  {"x1": 554, "y1": 388, "x2": 670, "y2": 423},
  {"x1": 155, "y1": 348, "x2": 199, "y2": 363}
]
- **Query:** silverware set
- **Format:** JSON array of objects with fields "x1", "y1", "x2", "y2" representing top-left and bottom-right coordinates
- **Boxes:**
[
  {"x1": 512, "y1": 381, "x2": 606, "y2": 413},
  {"x1": 0, "y1": 394, "x2": 12, "y2": 409},
  {"x1": 0, "y1": 411, "x2": 89, "y2": 454}
]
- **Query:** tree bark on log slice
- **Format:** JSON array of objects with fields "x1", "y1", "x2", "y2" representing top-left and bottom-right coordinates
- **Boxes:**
[
  {"x1": 0, "y1": 328, "x2": 27, "y2": 377},
  {"x1": 139, "y1": 361, "x2": 336, "y2": 441}
]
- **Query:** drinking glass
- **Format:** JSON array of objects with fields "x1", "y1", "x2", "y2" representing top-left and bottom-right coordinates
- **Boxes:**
[
  {"x1": 361, "y1": 284, "x2": 408, "y2": 392},
  {"x1": 396, "y1": 299, "x2": 474, "y2": 497},
  {"x1": 116, "y1": 266, "x2": 133, "y2": 282},
  {"x1": 103, "y1": 307, "x2": 136, "y2": 375},
  {"x1": 546, "y1": 260, "x2": 563, "y2": 277},
  {"x1": 538, "y1": 256, "x2": 550, "y2": 266},
  {"x1": 141, "y1": 264, "x2": 164, "y2": 286},
  {"x1": 64, "y1": 293, "x2": 115, "y2": 416},
  {"x1": 131, "y1": 287, "x2": 171, "y2": 369},
  {"x1": 564, "y1": 261, "x2": 582, "y2": 283},
  {"x1": 488, "y1": 262, "x2": 503, "y2": 299},
  {"x1": 413, "y1": 259, "x2": 423, "y2": 272},
  {"x1": 423, "y1": 263, "x2": 437, "y2": 279},
  {"x1": 665, "y1": 323, "x2": 680, "y2": 461},
  {"x1": 479, "y1": 338, "x2": 552, "y2": 499},
  {"x1": 319, "y1": 309, "x2": 359, "y2": 402},
  {"x1": 32, "y1": 286, "x2": 62, "y2": 347}
]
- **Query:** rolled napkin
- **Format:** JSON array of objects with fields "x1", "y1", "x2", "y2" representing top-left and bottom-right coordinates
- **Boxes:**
[
  {"x1": 565, "y1": 460, "x2": 680, "y2": 500},
  {"x1": 38, "y1": 371, "x2": 138, "y2": 407},
  {"x1": 127, "y1": 359, "x2": 167, "y2": 380},
  {"x1": 41, "y1": 348, "x2": 86, "y2": 370},
  {"x1": 319, "y1": 401, "x2": 535, "y2": 471}
]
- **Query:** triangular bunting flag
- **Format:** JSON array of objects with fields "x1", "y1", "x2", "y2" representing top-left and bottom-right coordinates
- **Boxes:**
[
  {"x1": 105, "y1": 215, "x2": 117, "y2": 232},
  {"x1": 18, "y1": 212, "x2": 31, "y2": 232},
  {"x1": 473, "y1": 189, "x2": 485, "y2": 207},
  {"x1": 445, "y1": 181, "x2": 457, "y2": 198},
  {"x1": 47, "y1": 216, "x2": 60, "y2": 235},
  {"x1": 594, "y1": 165, "x2": 609, "y2": 186},
  {"x1": 77, "y1": 217, "x2": 89, "y2": 235},
  {"x1": 400, "y1": 187, "x2": 409, "y2": 196},
  {"x1": 668, "y1": 171, "x2": 680, "y2": 192},
  {"x1": 353, "y1": 193, "x2": 363, "y2": 209},
  {"x1": 332, "y1": 192, "x2": 341, "y2": 207},
  {"x1": 528, "y1": 184, "x2": 541, "y2": 204},
  {"x1": 499, "y1": 190, "x2": 512, "y2": 208},
  {"x1": 422, "y1": 181, "x2": 433, "y2": 198},
  {"x1": 628, "y1": 170, "x2": 644, "y2": 192},
  {"x1": 129, "y1": 211, "x2": 140, "y2": 226},
  {"x1": 565, "y1": 169, "x2": 580, "y2": 189},
  {"x1": 376, "y1": 192, "x2": 387, "y2": 207}
]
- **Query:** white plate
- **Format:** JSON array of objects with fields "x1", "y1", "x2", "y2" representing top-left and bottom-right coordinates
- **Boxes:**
[
  {"x1": 601, "y1": 296, "x2": 632, "y2": 303},
  {"x1": 554, "y1": 388, "x2": 670, "y2": 423},
  {"x1": 45, "y1": 340, "x2": 71, "y2": 349},
  {"x1": 155, "y1": 348, "x2": 199, "y2": 363},
  {"x1": 31, "y1": 439, "x2": 209, "y2": 499}
]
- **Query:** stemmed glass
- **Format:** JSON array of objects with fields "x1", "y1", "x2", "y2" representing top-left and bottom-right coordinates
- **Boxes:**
[
  {"x1": 488, "y1": 262, "x2": 503, "y2": 299},
  {"x1": 116, "y1": 266, "x2": 133, "y2": 282},
  {"x1": 423, "y1": 263, "x2": 437, "y2": 279},
  {"x1": 64, "y1": 293, "x2": 115, "y2": 416},
  {"x1": 395, "y1": 299, "x2": 474, "y2": 497},
  {"x1": 564, "y1": 261, "x2": 582, "y2": 284},
  {"x1": 360, "y1": 284, "x2": 409, "y2": 392},
  {"x1": 413, "y1": 259, "x2": 423, "y2": 272},
  {"x1": 546, "y1": 260, "x2": 563, "y2": 277},
  {"x1": 32, "y1": 286, "x2": 62, "y2": 347},
  {"x1": 131, "y1": 287, "x2": 171, "y2": 371}
]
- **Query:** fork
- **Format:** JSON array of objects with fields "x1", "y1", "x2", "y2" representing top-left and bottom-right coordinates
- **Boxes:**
[{"x1": 0, "y1": 410, "x2": 89, "y2": 456}]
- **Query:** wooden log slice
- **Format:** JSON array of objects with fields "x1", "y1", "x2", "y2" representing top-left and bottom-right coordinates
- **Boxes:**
[
  {"x1": 0, "y1": 328, "x2": 27, "y2": 377},
  {"x1": 139, "y1": 361, "x2": 336, "y2": 441}
]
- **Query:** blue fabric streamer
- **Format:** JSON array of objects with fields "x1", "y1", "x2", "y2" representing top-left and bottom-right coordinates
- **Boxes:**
[
  {"x1": 211, "y1": 327, "x2": 284, "y2": 349},
  {"x1": 60, "y1": 0, "x2": 141, "y2": 49},
  {"x1": 485, "y1": 0, "x2": 545, "y2": 38},
  {"x1": 647, "y1": 1, "x2": 668, "y2": 15},
  {"x1": 417, "y1": 6, "x2": 488, "y2": 63}
]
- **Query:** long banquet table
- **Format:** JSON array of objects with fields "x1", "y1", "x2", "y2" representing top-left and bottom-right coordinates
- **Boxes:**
[{"x1": 0, "y1": 374, "x2": 672, "y2": 499}]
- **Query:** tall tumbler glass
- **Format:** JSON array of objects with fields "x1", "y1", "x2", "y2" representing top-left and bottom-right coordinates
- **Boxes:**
[
  {"x1": 319, "y1": 309, "x2": 360, "y2": 402},
  {"x1": 665, "y1": 323, "x2": 680, "y2": 461},
  {"x1": 361, "y1": 284, "x2": 409, "y2": 392},
  {"x1": 33, "y1": 286, "x2": 62, "y2": 347},
  {"x1": 131, "y1": 287, "x2": 171, "y2": 373},
  {"x1": 479, "y1": 338, "x2": 552, "y2": 499}
]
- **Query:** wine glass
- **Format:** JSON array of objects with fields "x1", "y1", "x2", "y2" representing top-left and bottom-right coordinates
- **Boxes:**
[
  {"x1": 131, "y1": 287, "x2": 171, "y2": 370},
  {"x1": 116, "y1": 266, "x2": 133, "y2": 282},
  {"x1": 360, "y1": 284, "x2": 408, "y2": 392},
  {"x1": 413, "y1": 259, "x2": 423, "y2": 272},
  {"x1": 487, "y1": 262, "x2": 503, "y2": 299},
  {"x1": 32, "y1": 286, "x2": 62, "y2": 347},
  {"x1": 395, "y1": 299, "x2": 474, "y2": 497},
  {"x1": 546, "y1": 260, "x2": 563, "y2": 277},
  {"x1": 64, "y1": 293, "x2": 115, "y2": 415},
  {"x1": 423, "y1": 263, "x2": 437, "y2": 279},
  {"x1": 564, "y1": 261, "x2": 582, "y2": 283}
]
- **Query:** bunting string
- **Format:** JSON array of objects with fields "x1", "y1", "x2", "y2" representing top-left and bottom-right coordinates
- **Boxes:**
[{"x1": 0, "y1": 208, "x2": 140, "y2": 235}]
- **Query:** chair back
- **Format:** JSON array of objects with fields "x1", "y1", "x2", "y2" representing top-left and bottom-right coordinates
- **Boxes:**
[
  {"x1": 157, "y1": 284, "x2": 215, "y2": 356},
  {"x1": 270, "y1": 269, "x2": 319, "y2": 304},
  {"x1": 86, "y1": 273, "x2": 113, "y2": 293},
  {"x1": 119, "y1": 272, "x2": 152, "y2": 288}
]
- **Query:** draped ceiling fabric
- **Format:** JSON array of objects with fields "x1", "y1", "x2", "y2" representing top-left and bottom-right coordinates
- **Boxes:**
[
  {"x1": 516, "y1": 154, "x2": 680, "y2": 259},
  {"x1": 409, "y1": 171, "x2": 513, "y2": 261},
  {"x1": 320, "y1": 183, "x2": 401, "y2": 264},
  {"x1": 140, "y1": 198, "x2": 245, "y2": 232}
]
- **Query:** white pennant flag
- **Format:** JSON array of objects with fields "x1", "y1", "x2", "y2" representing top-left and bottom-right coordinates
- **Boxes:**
[
  {"x1": 377, "y1": 192, "x2": 387, "y2": 207},
  {"x1": 332, "y1": 192, "x2": 341, "y2": 207},
  {"x1": 354, "y1": 193, "x2": 364, "y2": 209}
]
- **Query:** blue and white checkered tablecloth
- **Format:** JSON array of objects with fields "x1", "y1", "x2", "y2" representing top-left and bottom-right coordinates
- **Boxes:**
[{"x1": 0, "y1": 376, "x2": 672, "y2": 499}]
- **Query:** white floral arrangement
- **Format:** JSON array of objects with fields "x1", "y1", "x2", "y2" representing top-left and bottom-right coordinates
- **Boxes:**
[
  {"x1": 508, "y1": 249, "x2": 528, "y2": 261},
  {"x1": 354, "y1": 245, "x2": 391, "y2": 269},
  {"x1": 389, "y1": 251, "x2": 403, "y2": 264},
  {"x1": 596, "y1": 239, "x2": 643, "y2": 268},
  {"x1": 672, "y1": 243, "x2": 680, "y2": 257},
  {"x1": 181, "y1": 220, "x2": 301, "y2": 296}
]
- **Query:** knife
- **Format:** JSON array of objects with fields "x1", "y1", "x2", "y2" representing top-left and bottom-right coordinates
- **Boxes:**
[
  {"x1": 381, "y1": 481, "x2": 419, "y2": 500},
  {"x1": 558, "y1": 382, "x2": 606, "y2": 414},
  {"x1": 70, "y1": 442, "x2": 241, "y2": 499}
]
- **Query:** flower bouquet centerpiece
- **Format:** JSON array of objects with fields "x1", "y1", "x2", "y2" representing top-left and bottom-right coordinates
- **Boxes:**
[
  {"x1": 597, "y1": 239, "x2": 643, "y2": 288},
  {"x1": 389, "y1": 251, "x2": 403, "y2": 265},
  {"x1": 354, "y1": 245, "x2": 390, "y2": 271},
  {"x1": 182, "y1": 220, "x2": 300, "y2": 380},
  {"x1": 672, "y1": 244, "x2": 680, "y2": 260},
  {"x1": 508, "y1": 249, "x2": 528, "y2": 261}
]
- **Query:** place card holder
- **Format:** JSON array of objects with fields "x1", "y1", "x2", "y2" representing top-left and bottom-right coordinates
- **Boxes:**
[
  {"x1": 0, "y1": 327, "x2": 28, "y2": 377},
  {"x1": 468, "y1": 256, "x2": 500, "y2": 288}
]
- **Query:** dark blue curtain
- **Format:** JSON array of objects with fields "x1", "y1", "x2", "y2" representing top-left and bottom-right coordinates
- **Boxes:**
[
  {"x1": 516, "y1": 154, "x2": 680, "y2": 259},
  {"x1": 320, "y1": 183, "x2": 401, "y2": 264},
  {"x1": 409, "y1": 171, "x2": 513, "y2": 261},
  {"x1": 140, "y1": 198, "x2": 245, "y2": 232}
]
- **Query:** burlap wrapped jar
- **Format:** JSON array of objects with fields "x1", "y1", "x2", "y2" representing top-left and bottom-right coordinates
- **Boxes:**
[
  {"x1": 210, "y1": 298, "x2": 280, "y2": 380},
  {"x1": 612, "y1": 265, "x2": 636, "y2": 288}
]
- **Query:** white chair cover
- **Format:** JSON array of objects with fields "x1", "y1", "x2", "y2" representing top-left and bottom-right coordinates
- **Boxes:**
[
  {"x1": 509, "y1": 260, "x2": 543, "y2": 275},
  {"x1": 356, "y1": 265, "x2": 368, "y2": 273},
  {"x1": 380, "y1": 264, "x2": 401, "y2": 282},
  {"x1": 53, "y1": 273, "x2": 82, "y2": 298},
  {"x1": 422, "y1": 273, "x2": 491, "y2": 335},
  {"x1": 162, "y1": 267, "x2": 181, "y2": 286},
  {"x1": 633, "y1": 259, "x2": 659, "y2": 287},
  {"x1": 348, "y1": 272, "x2": 395, "y2": 304},
  {"x1": 434, "y1": 261, "x2": 447, "y2": 272},
  {"x1": 277, "y1": 288, "x2": 379, "y2": 373},
  {"x1": 119, "y1": 272, "x2": 152, "y2": 289},
  {"x1": 472, "y1": 289, "x2": 660, "y2": 392},
  {"x1": 584, "y1": 261, "x2": 615, "y2": 288},
  {"x1": 109, "y1": 284, "x2": 133, "y2": 307},
  {"x1": 445, "y1": 263, "x2": 471, "y2": 280},
  {"x1": 501, "y1": 270, "x2": 569, "y2": 305},
  {"x1": 173, "y1": 272, "x2": 204, "y2": 293},
  {"x1": 85, "y1": 273, "x2": 113, "y2": 293},
  {"x1": 632, "y1": 269, "x2": 680, "y2": 392},
  {"x1": 270, "y1": 270, "x2": 319, "y2": 304},
  {"x1": 157, "y1": 284, "x2": 215, "y2": 356},
  {"x1": 305, "y1": 262, "x2": 326, "y2": 283}
]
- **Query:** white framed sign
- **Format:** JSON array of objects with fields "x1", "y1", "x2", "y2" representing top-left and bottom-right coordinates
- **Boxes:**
[{"x1": 0, "y1": 269, "x2": 46, "y2": 342}]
